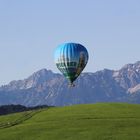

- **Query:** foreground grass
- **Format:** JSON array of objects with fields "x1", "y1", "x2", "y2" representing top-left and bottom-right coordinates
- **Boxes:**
[{"x1": 0, "y1": 103, "x2": 140, "y2": 140}]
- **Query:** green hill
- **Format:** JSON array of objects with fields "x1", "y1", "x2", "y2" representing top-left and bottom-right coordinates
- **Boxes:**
[{"x1": 0, "y1": 103, "x2": 140, "y2": 140}]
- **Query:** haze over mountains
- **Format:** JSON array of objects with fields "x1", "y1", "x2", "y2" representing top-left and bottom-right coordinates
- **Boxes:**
[{"x1": 0, "y1": 61, "x2": 140, "y2": 106}]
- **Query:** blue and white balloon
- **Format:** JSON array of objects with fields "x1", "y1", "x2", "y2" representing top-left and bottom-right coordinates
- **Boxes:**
[{"x1": 54, "y1": 43, "x2": 89, "y2": 86}]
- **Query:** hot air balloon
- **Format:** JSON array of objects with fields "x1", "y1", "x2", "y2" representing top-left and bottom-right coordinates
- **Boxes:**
[{"x1": 54, "y1": 43, "x2": 89, "y2": 86}]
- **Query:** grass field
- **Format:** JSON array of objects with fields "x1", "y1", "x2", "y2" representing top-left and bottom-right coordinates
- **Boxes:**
[{"x1": 0, "y1": 103, "x2": 140, "y2": 140}]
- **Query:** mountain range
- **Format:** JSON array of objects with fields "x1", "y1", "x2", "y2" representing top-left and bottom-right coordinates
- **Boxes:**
[{"x1": 0, "y1": 61, "x2": 140, "y2": 106}]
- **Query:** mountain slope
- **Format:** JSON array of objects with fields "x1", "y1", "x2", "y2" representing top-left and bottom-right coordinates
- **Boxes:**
[
  {"x1": 0, "y1": 61, "x2": 140, "y2": 106},
  {"x1": 0, "y1": 103, "x2": 140, "y2": 140}
]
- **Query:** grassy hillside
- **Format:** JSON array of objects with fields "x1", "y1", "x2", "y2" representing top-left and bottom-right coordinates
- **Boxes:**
[{"x1": 0, "y1": 103, "x2": 140, "y2": 140}]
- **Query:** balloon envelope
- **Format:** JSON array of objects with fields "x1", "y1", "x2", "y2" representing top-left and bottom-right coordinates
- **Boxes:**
[{"x1": 54, "y1": 43, "x2": 89, "y2": 85}]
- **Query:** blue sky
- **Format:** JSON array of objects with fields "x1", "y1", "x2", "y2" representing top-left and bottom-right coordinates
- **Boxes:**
[{"x1": 0, "y1": 0, "x2": 140, "y2": 85}]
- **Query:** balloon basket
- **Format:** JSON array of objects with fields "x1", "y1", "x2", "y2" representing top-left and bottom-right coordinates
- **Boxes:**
[{"x1": 68, "y1": 83, "x2": 75, "y2": 87}]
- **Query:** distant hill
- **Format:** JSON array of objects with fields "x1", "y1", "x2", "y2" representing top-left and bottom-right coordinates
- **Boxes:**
[
  {"x1": 0, "y1": 104, "x2": 49, "y2": 115},
  {"x1": 0, "y1": 103, "x2": 140, "y2": 140},
  {"x1": 0, "y1": 61, "x2": 140, "y2": 106}
]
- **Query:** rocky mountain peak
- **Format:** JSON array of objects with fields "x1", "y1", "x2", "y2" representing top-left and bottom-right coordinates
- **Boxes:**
[
  {"x1": 31, "y1": 69, "x2": 53, "y2": 78},
  {"x1": 27, "y1": 69, "x2": 54, "y2": 83},
  {"x1": 121, "y1": 61, "x2": 140, "y2": 72},
  {"x1": 113, "y1": 61, "x2": 140, "y2": 90},
  {"x1": 1, "y1": 69, "x2": 59, "y2": 91}
]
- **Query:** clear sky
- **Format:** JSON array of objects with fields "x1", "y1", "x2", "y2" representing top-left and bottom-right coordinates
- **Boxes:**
[{"x1": 0, "y1": 0, "x2": 140, "y2": 85}]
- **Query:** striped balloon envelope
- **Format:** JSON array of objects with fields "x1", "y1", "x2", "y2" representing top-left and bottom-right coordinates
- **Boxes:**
[{"x1": 54, "y1": 43, "x2": 89, "y2": 86}]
